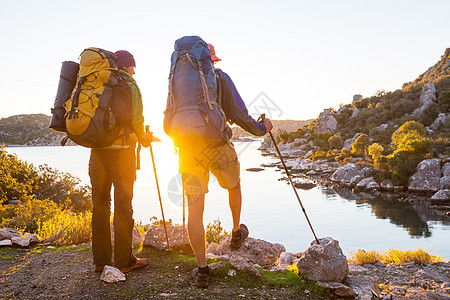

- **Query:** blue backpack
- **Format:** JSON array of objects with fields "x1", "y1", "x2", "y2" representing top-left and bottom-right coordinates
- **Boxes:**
[{"x1": 163, "y1": 36, "x2": 228, "y2": 146}]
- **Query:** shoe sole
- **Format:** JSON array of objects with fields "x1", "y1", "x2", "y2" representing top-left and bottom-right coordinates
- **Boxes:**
[
  {"x1": 230, "y1": 224, "x2": 249, "y2": 249},
  {"x1": 192, "y1": 270, "x2": 209, "y2": 288},
  {"x1": 119, "y1": 260, "x2": 149, "y2": 273}
]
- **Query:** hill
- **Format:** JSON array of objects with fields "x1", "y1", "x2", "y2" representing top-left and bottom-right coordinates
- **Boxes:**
[
  {"x1": 0, "y1": 114, "x2": 65, "y2": 146},
  {"x1": 232, "y1": 119, "x2": 312, "y2": 139},
  {"x1": 276, "y1": 47, "x2": 450, "y2": 188}
]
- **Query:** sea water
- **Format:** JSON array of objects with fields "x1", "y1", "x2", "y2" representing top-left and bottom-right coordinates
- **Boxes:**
[{"x1": 6, "y1": 142, "x2": 450, "y2": 259}]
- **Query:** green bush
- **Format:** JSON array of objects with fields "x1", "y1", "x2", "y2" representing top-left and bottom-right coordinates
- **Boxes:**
[
  {"x1": 0, "y1": 147, "x2": 91, "y2": 212},
  {"x1": 328, "y1": 135, "x2": 343, "y2": 150},
  {"x1": 205, "y1": 219, "x2": 228, "y2": 244},
  {"x1": 313, "y1": 132, "x2": 333, "y2": 151},
  {"x1": 0, "y1": 198, "x2": 92, "y2": 245},
  {"x1": 419, "y1": 102, "x2": 439, "y2": 126},
  {"x1": 351, "y1": 134, "x2": 370, "y2": 156},
  {"x1": 437, "y1": 90, "x2": 450, "y2": 112}
]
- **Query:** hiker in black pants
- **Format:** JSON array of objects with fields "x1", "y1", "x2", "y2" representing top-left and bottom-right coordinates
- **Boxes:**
[{"x1": 90, "y1": 50, "x2": 152, "y2": 273}]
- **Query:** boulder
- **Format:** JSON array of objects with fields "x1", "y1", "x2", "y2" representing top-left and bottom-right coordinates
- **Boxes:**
[
  {"x1": 132, "y1": 226, "x2": 144, "y2": 245},
  {"x1": 0, "y1": 228, "x2": 21, "y2": 241},
  {"x1": 343, "y1": 133, "x2": 364, "y2": 149},
  {"x1": 412, "y1": 83, "x2": 437, "y2": 118},
  {"x1": 408, "y1": 159, "x2": 441, "y2": 192},
  {"x1": 355, "y1": 177, "x2": 380, "y2": 191},
  {"x1": 229, "y1": 255, "x2": 261, "y2": 277},
  {"x1": 314, "y1": 113, "x2": 338, "y2": 134},
  {"x1": 294, "y1": 180, "x2": 316, "y2": 190},
  {"x1": 443, "y1": 162, "x2": 450, "y2": 178},
  {"x1": 432, "y1": 189, "x2": 450, "y2": 201},
  {"x1": 351, "y1": 107, "x2": 359, "y2": 118},
  {"x1": 143, "y1": 225, "x2": 190, "y2": 250},
  {"x1": 352, "y1": 94, "x2": 362, "y2": 104},
  {"x1": 381, "y1": 180, "x2": 394, "y2": 191},
  {"x1": 330, "y1": 163, "x2": 361, "y2": 185},
  {"x1": 297, "y1": 237, "x2": 348, "y2": 282},
  {"x1": 100, "y1": 265, "x2": 126, "y2": 283},
  {"x1": 317, "y1": 281, "x2": 355, "y2": 297},
  {"x1": 346, "y1": 275, "x2": 381, "y2": 300},
  {"x1": 276, "y1": 252, "x2": 294, "y2": 266},
  {"x1": 210, "y1": 235, "x2": 283, "y2": 266},
  {"x1": 349, "y1": 175, "x2": 363, "y2": 186},
  {"x1": 430, "y1": 113, "x2": 448, "y2": 131},
  {"x1": 11, "y1": 235, "x2": 33, "y2": 247},
  {"x1": 441, "y1": 176, "x2": 450, "y2": 190}
]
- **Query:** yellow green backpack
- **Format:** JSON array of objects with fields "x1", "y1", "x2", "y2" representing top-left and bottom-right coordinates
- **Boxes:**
[{"x1": 64, "y1": 47, "x2": 133, "y2": 148}]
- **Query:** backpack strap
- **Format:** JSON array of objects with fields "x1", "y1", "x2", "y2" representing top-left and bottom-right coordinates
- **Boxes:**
[
  {"x1": 67, "y1": 77, "x2": 86, "y2": 119},
  {"x1": 196, "y1": 58, "x2": 213, "y2": 110}
]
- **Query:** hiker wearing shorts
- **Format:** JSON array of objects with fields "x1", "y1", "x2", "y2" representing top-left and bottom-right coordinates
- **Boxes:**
[
  {"x1": 181, "y1": 43, "x2": 273, "y2": 287},
  {"x1": 89, "y1": 50, "x2": 152, "y2": 273}
]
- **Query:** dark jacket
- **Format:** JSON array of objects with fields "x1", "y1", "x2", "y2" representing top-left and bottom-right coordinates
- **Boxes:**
[{"x1": 215, "y1": 69, "x2": 267, "y2": 137}]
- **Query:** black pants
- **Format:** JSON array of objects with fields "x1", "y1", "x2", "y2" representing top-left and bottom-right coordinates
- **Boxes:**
[{"x1": 89, "y1": 148, "x2": 136, "y2": 268}]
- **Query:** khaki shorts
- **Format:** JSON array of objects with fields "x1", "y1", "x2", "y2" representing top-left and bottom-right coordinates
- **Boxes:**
[{"x1": 178, "y1": 140, "x2": 240, "y2": 197}]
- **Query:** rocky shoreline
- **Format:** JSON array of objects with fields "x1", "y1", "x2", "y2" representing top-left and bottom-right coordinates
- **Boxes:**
[
  {"x1": 257, "y1": 137, "x2": 450, "y2": 219},
  {"x1": 1, "y1": 223, "x2": 450, "y2": 299}
]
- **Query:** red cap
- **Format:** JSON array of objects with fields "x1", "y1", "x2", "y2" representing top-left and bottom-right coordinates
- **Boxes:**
[{"x1": 208, "y1": 43, "x2": 221, "y2": 62}]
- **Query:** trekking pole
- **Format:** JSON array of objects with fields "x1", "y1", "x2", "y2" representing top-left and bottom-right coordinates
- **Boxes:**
[
  {"x1": 145, "y1": 125, "x2": 170, "y2": 249},
  {"x1": 258, "y1": 114, "x2": 320, "y2": 245},
  {"x1": 182, "y1": 181, "x2": 186, "y2": 252}
]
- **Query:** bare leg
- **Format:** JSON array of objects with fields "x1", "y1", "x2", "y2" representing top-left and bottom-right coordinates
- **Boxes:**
[
  {"x1": 228, "y1": 180, "x2": 242, "y2": 232},
  {"x1": 187, "y1": 193, "x2": 207, "y2": 267}
]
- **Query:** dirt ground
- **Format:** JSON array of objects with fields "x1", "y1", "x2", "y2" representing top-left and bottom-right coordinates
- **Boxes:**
[{"x1": 0, "y1": 245, "x2": 335, "y2": 300}]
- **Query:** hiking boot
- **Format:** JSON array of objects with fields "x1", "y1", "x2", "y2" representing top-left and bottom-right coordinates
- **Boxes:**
[
  {"x1": 119, "y1": 258, "x2": 149, "y2": 273},
  {"x1": 230, "y1": 224, "x2": 249, "y2": 250},
  {"x1": 192, "y1": 265, "x2": 209, "y2": 288}
]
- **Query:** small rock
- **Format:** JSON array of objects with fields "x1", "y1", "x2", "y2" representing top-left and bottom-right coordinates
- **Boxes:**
[
  {"x1": 228, "y1": 269, "x2": 236, "y2": 276},
  {"x1": 317, "y1": 281, "x2": 355, "y2": 297},
  {"x1": 11, "y1": 236, "x2": 32, "y2": 247},
  {"x1": 304, "y1": 289, "x2": 310, "y2": 294},
  {"x1": 206, "y1": 242, "x2": 219, "y2": 254},
  {"x1": 346, "y1": 275, "x2": 381, "y2": 300},
  {"x1": 245, "y1": 168, "x2": 264, "y2": 172},
  {"x1": 100, "y1": 266, "x2": 126, "y2": 283},
  {"x1": 348, "y1": 263, "x2": 368, "y2": 275},
  {"x1": 229, "y1": 255, "x2": 261, "y2": 277},
  {"x1": 0, "y1": 239, "x2": 12, "y2": 246}
]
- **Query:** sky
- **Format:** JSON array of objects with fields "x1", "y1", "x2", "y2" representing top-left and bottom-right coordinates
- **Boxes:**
[{"x1": 0, "y1": 0, "x2": 449, "y2": 135}]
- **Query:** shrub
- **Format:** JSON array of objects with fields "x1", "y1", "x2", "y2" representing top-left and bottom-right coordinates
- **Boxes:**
[
  {"x1": 0, "y1": 147, "x2": 37, "y2": 204},
  {"x1": 351, "y1": 134, "x2": 370, "y2": 155},
  {"x1": 328, "y1": 135, "x2": 343, "y2": 150},
  {"x1": 205, "y1": 219, "x2": 228, "y2": 244},
  {"x1": 419, "y1": 102, "x2": 439, "y2": 126},
  {"x1": 368, "y1": 143, "x2": 384, "y2": 161},
  {"x1": 349, "y1": 248, "x2": 442, "y2": 265},
  {"x1": 437, "y1": 90, "x2": 450, "y2": 112},
  {"x1": 348, "y1": 249, "x2": 382, "y2": 265},
  {"x1": 0, "y1": 147, "x2": 91, "y2": 212},
  {"x1": 313, "y1": 132, "x2": 333, "y2": 151},
  {"x1": 0, "y1": 198, "x2": 60, "y2": 232},
  {"x1": 392, "y1": 121, "x2": 427, "y2": 146},
  {"x1": 150, "y1": 216, "x2": 173, "y2": 226},
  {"x1": 39, "y1": 210, "x2": 92, "y2": 245},
  {"x1": 382, "y1": 248, "x2": 443, "y2": 264},
  {"x1": 0, "y1": 199, "x2": 92, "y2": 245}
]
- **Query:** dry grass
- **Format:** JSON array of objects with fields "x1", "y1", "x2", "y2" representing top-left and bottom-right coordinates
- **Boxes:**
[{"x1": 349, "y1": 248, "x2": 443, "y2": 265}]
